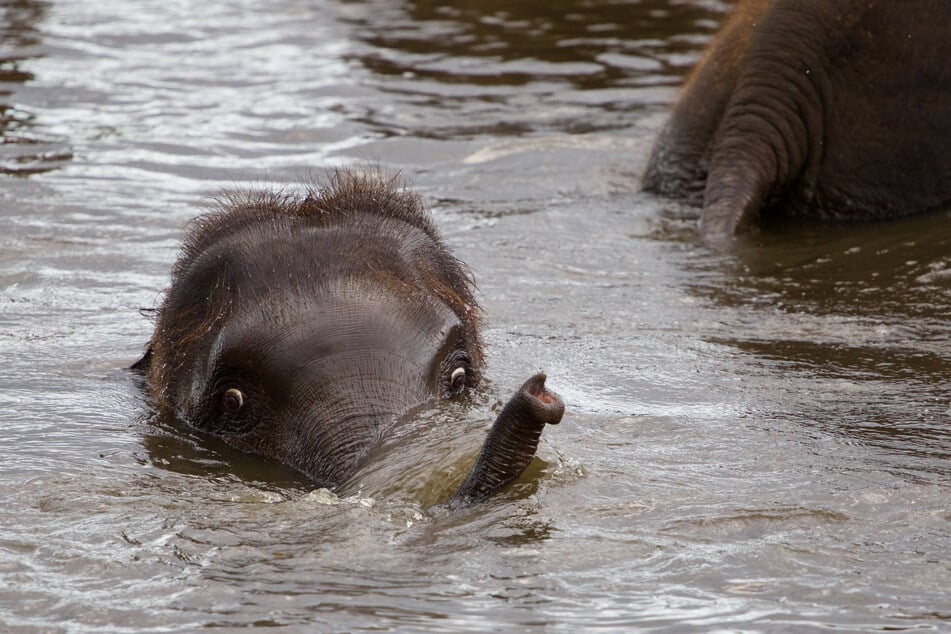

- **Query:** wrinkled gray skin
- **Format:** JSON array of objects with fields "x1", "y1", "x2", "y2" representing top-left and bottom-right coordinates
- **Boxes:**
[
  {"x1": 643, "y1": 0, "x2": 951, "y2": 238},
  {"x1": 447, "y1": 373, "x2": 563, "y2": 509},
  {"x1": 135, "y1": 172, "x2": 562, "y2": 506}
]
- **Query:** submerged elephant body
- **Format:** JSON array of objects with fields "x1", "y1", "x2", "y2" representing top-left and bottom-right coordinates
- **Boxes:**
[
  {"x1": 137, "y1": 172, "x2": 561, "y2": 504},
  {"x1": 643, "y1": 0, "x2": 951, "y2": 237}
]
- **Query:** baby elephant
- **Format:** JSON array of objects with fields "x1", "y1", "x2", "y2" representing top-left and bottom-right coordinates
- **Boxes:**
[
  {"x1": 134, "y1": 171, "x2": 563, "y2": 507},
  {"x1": 643, "y1": 0, "x2": 951, "y2": 238}
]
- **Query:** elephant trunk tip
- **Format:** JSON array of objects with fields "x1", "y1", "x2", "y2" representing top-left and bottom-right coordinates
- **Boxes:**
[{"x1": 520, "y1": 373, "x2": 564, "y2": 426}]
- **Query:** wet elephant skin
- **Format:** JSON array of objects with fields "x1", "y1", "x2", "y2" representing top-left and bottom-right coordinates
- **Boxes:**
[
  {"x1": 135, "y1": 171, "x2": 555, "y2": 499},
  {"x1": 643, "y1": 0, "x2": 951, "y2": 237}
]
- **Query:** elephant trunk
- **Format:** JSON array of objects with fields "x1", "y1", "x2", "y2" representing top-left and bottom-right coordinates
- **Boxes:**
[{"x1": 447, "y1": 373, "x2": 564, "y2": 509}]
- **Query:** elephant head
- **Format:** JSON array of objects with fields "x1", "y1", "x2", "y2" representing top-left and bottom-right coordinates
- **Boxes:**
[{"x1": 135, "y1": 171, "x2": 561, "y2": 504}]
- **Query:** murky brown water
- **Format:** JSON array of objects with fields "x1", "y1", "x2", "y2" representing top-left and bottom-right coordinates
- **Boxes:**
[{"x1": 2, "y1": 1, "x2": 949, "y2": 631}]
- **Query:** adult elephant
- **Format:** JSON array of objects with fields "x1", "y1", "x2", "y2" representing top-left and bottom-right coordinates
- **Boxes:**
[
  {"x1": 134, "y1": 171, "x2": 563, "y2": 508},
  {"x1": 643, "y1": 0, "x2": 951, "y2": 238}
]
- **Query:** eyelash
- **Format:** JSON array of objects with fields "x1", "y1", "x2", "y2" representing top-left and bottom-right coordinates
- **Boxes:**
[
  {"x1": 445, "y1": 351, "x2": 472, "y2": 395},
  {"x1": 450, "y1": 366, "x2": 466, "y2": 393}
]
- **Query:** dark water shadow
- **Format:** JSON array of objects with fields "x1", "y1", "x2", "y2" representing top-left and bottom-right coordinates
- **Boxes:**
[
  {"x1": 0, "y1": 0, "x2": 73, "y2": 176},
  {"x1": 337, "y1": 0, "x2": 729, "y2": 139},
  {"x1": 130, "y1": 364, "x2": 312, "y2": 492},
  {"x1": 138, "y1": 408, "x2": 314, "y2": 492},
  {"x1": 679, "y1": 210, "x2": 951, "y2": 473},
  {"x1": 350, "y1": 0, "x2": 728, "y2": 84},
  {"x1": 708, "y1": 210, "x2": 951, "y2": 320}
]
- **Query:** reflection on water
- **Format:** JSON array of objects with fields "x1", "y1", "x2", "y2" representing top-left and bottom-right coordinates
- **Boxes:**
[
  {"x1": 1, "y1": 0, "x2": 949, "y2": 632},
  {"x1": 0, "y1": 0, "x2": 72, "y2": 175},
  {"x1": 705, "y1": 213, "x2": 951, "y2": 319},
  {"x1": 339, "y1": 0, "x2": 726, "y2": 139},
  {"x1": 684, "y1": 212, "x2": 951, "y2": 477},
  {"x1": 141, "y1": 410, "x2": 314, "y2": 490},
  {"x1": 351, "y1": 0, "x2": 721, "y2": 86}
]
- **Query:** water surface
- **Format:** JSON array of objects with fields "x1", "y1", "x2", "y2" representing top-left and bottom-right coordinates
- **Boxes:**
[{"x1": 1, "y1": 0, "x2": 949, "y2": 631}]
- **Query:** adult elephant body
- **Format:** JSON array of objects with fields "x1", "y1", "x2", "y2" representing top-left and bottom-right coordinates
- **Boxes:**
[
  {"x1": 643, "y1": 0, "x2": 951, "y2": 237},
  {"x1": 136, "y1": 172, "x2": 562, "y2": 506}
]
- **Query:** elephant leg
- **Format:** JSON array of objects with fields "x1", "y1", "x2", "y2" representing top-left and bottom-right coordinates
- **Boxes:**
[{"x1": 446, "y1": 374, "x2": 564, "y2": 509}]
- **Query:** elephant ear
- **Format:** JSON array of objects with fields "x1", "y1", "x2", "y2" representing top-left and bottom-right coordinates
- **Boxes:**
[
  {"x1": 642, "y1": 1, "x2": 766, "y2": 207},
  {"x1": 702, "y1": 154, "x2": 785, "y2": 237},
  {"x1": 697, "y1": 3, "x2": 831, "y2": 238},
  {"x1": 699, "y1": 63, "x2": 823, "y2": 237}
]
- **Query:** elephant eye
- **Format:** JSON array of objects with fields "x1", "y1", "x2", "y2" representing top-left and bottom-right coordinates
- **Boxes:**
[
  {"x1": 450, "y1": 367, "x2": 467, "y2": 394},
  {"x1": 221, "y1": 387, "x2": 244, "y2": 412}
]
